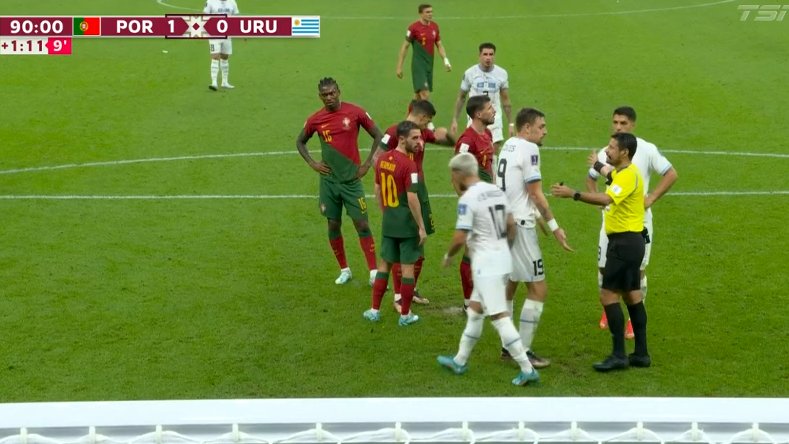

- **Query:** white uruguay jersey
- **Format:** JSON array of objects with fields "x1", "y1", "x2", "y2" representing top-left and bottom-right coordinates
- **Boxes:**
[
  {"x1": 204, "y1": 0, "x2": 239, "y2": 15},
  {"x1": 589, "y1": 137, "x2": 671, "y2": 194},
  {"x1": 496, "y1": 137, "x2": 541, "y2": 227},
  {"x1": 455, "y1": 181, "x2": 513, "y2": 275},
  {"x1": 460, "y1": 64, "x2": 509, "y2": 113}
]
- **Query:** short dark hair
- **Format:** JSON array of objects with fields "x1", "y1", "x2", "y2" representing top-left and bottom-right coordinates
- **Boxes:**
[
  {"x1": 466, "y1": 95, "x2": 490, "y2": 118},
  {"x1": 515, "y1": 108, "x2": 545, "y2": 132},
  {"x1": 613, "y1": 106, "x2": 636, "y2": 122},
  {"x1": 318, "y1": 77, "x2": 338, "y2": 90},
  {"x1": 397, "y1": 120, "x2": 420, "y2": 139},
  {"x1": 612, "y1": 132, "x2": 638, "y2": 159},
  {"x1": 410, "y1": 100, "x2": 436, "y2": 117},
  {"x1": 418, "y1": 4, "x2": 432, "y2": 13},
  {"x1": 479, "y1": 42, "x2": 496, "y2": 53}
]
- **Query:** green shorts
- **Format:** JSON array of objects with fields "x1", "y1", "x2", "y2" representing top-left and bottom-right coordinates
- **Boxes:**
[
  {"x1": 380, "y1": 235, "x2": 423, "y2": 264},
  {"x1": 412, "y1": 67, "x2": 433, "y2": 93},
  {"x1": 418, "y1": 182, "x2": 435, "y2": 235},
  {"x1": 319, "y1": 177, "x2": 369, "y2": 221}
]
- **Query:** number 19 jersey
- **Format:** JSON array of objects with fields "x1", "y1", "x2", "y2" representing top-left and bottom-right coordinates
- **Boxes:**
[{"x1": 455, "y1": 181, "x2": 513, "y2": 276}]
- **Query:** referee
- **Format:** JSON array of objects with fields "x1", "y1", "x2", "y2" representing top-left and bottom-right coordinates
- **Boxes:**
[{"x1": 551, "y1": 132, "x2": 650, "y2": 372}]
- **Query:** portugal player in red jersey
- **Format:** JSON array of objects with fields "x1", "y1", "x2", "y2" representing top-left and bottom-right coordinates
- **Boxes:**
[
  {"x1": 454, "y1": 95, "x2": 496, "y2": 310},
  {"x1": 363, "y1": 121, "x2": 427, "y2": 326},
  {"x1": 380, "y1": 100, "x2": 454, "y2": 311},
  {"x1": 395, "y1": 4, "x2": 452, "y2": 101},
  {"x1": 296, "y1": 77, "x2": 384, "y2": 286}
]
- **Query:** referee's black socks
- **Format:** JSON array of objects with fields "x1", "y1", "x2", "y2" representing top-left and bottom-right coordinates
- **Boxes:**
[
  {"x1": 627, "y1": 301, "x2": 649, "y2": 357},
  {"x1": 603, "y1": 303, "x2": 626, "y2": 358}
]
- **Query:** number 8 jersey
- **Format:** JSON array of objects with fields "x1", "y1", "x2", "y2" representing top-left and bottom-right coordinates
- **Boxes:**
[{"x1": 455, "y1": 181, "x2": 513, "y2": 276}]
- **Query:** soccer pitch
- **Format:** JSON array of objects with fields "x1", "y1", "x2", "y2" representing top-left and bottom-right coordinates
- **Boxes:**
[{"x1": 1, "y1": 0, "x2": 787, "y2": 401}]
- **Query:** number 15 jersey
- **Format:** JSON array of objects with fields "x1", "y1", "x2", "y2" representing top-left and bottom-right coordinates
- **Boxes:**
[{"x1": 455, "y1": 181, "x2": 513, "y2": 276}]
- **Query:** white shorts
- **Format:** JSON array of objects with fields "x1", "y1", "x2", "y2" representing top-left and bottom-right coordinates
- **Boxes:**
[
  {"x1": 209, "y1": 38, "x2": 233, "y2": 55},
  {"x1": 470, "y1": 273, "x2": 509, "y2": 316},
  {"x1": 466, "y1": 113, "x2": 504, "y2": 144},
  {"x1": 509, "y1": 224, "x2": 545, "y2": 282},
  {"x1": 598, "y1": 209, "x2": 653, "y2": 270}
]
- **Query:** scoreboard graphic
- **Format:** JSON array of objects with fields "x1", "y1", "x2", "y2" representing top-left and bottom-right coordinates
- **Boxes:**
[{"x1": 0, "y1": 15, "x2": 320, "y2": 55}]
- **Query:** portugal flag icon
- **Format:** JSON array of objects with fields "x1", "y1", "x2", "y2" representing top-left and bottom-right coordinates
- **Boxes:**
[{"x1": 73, "y1": 17, "x2": 101, "y2": 36}]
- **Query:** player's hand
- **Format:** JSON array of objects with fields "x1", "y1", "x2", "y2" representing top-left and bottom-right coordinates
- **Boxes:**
[
  {"x1": 644, "y1": 194, "x2": 655, "y2": 209},
  {"x1": 396, "y1": 67, "x2": 403, "y2": 79},
  {"x1": 418, "y1": 228, "x2": 427, "y2": 246},
  {"x1": 551, "y1": 183, "x2": 573, "y2": 198},
  {"x1": 553, "y1": 228, "x2": 574, "y2": 252},
  {"x1": 442, "y1": 253, "x2": 452, "y2": 268},
  {"x1": 587, "y1": 150, "x2": 599, "y2": 167},
  {"x1": 310, "y1": 160, "x2": 331, "y2": 175},
  {"x1": 357, "y1": 162, "x2": 371, "y2": 179},
  {"x1": 449, "y1": 120, "x2": 458, "y2": 137},
  {"x1": 444, "y1": 62, "x2": 452, "y2": 72}
]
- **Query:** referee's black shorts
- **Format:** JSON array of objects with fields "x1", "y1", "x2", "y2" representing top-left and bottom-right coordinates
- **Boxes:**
[{"x1": 602, "y1": 231, "x2": 645, "y2": 292}]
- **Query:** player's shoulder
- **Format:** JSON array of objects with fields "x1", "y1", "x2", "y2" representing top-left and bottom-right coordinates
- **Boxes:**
[
  {"x1": 493, "y1": 64, "x2": 509, "y2": 77},
  {"x1": 635, "y1": 137, "x2": 660, "y2": 154},
  {"x1": 305, "y1": 107, "x2": 328, "y2": 124}
]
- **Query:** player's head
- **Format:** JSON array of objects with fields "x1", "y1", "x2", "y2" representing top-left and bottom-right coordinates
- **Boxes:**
[
  {"x1": 612, "y1": 106, "x2": 637, "y2": 133},
  {"x1": 466, "y1": 95, "x2": 495, "y2": 126},
  {"x1": 409, "y1": 99, "x2": 437, "y2": 128},
  {"x1": 318, "y1": 77, "x2": 341, "y2": 111},
  {"x1": 397, "y1": 120, "x2": 423, "y2": 154},
  {"x1": 418, "y1": 4, "x2": 433, "y2": 22},
  {"x1": 606, "y1": 132, "x2": 638, "y2": 166},
  {"x1": 515, "y1": 108, "x2": 547, "y2": 146},
  {"x1": 449, "y1": 152, "x2": 479, "y2": 191},
  {"x1": 478, "y1": 42, "x2": 496, "y2": 69}
]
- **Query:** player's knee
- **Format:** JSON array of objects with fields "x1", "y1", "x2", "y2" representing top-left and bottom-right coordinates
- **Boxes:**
[
  {"x1": 354, "y1": 220, "x2": 371, "y2": 235},
  {"x1": 327, "y1": 219, "x2": 342, "y2": 232}
]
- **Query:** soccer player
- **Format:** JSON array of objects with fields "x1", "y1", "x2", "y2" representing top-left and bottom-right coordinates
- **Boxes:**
[
  {"x1": 363, "y1": 121, "x2": 427, "y2": 326},
  {"x1": 296, "y1": 77, "x2": 383, "y2": 286},
  {"x1": 496, "y1": 108, "x2": 573, "y2": 369},
  {"x1": 204, "y1": 0, "x2": 239, "y2": 91},
  {"x1": 450, "y1": 43, "x2": 513, "y2": 152},
  {"x1": 587, "y1": 106, "x2": 678, "y2": 337},
  {"x1": 395, "y1": 4, "x2": 452, "y2": 101},
  {"x1": 454, "y1": 95, "x2": 496, "y2": 310},
  {"x1": 552, "y1": 133, "x2": 651, "y2": 372},
  {"x1": 380, "y1": 100, "x2": 455, "y2": 312},
  {"x1": 437, "y1": 152, "x2": 539, "y2": 386}
]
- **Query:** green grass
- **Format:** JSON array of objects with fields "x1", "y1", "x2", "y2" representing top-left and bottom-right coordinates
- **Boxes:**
[{"x1": 1, "y1": 0, "x2": 787, "y2": 401}]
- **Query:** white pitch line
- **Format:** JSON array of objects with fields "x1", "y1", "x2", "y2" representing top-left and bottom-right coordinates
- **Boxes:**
[
  {"x1": 155, "y1": 0, "x2": 736, "y2": 19},
  {"x1": 0, "y1": 191, "x2": 786, "y2": 200},
  {"x1": 1, "y1": 146, "x2": 786, "y2": 176}
]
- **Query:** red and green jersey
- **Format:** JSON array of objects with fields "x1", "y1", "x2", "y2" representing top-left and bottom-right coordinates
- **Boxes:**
[
  {"x1": 304, "y1": 102, "x2": 375, "y2": 183},
  {"x1": 406, "y1": 21, "x2": 440, "y2": 70},
  {"x1": 380, "y1": 124, "x2": 436, "y2": 177},
  {"x1": 375, "y1": 149, "x2": 420, "y2": 238},
  {"x1": 455, "y1": 127, "x2": 495, "y2": 183}
]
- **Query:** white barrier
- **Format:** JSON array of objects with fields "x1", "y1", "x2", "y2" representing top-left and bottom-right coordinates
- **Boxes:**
[{"x1": 0, "y1": 398, "x2": 787, "y2": 444}]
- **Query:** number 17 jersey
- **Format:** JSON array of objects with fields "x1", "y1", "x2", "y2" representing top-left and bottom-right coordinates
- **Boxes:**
[{"x1": 455, "y1": 181, "x2": 513, "y2": 276}]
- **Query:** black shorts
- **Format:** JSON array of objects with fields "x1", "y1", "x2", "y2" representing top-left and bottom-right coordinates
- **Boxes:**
[{"x1": 602, "y1": 232, "x2": 645, "y2": 292}]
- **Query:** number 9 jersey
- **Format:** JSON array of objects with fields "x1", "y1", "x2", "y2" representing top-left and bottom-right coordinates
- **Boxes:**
[{"x1": 455, "y1": 181, "x2": 513, "y2": 277}]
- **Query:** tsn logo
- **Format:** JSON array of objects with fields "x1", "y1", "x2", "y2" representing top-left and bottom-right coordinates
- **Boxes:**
[{"x1": 738, "y1": 4, "x2": 789, "y2": 21}]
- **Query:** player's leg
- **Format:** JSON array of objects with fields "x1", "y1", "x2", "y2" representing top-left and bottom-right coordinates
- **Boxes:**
[
  {"x1": 208, "y1": 40, "x2": 221, "y2": 90},
  {"x1": 343, "y1": 181, "x2": 377, "y2": 285},
  {"x1": 459, "y1": 252, "x2": 473, "y2": 310},
  {"x1": 438, "y1": 294, "x2": 482, "y2": 375},
  {"x1": 597, "y1": 219, "x2": 609, "y2": 328},
  {"x1": 396, "y1": 237, "x2": 423, "y2": 325},
  {"x1": 219, "y1": 39, "x2": 233, "y2": 88},
  {"x1": 392, "y1": 262, "x2": 403, "y2": 311},
  {"x1": 412, "y1": 186, "x2": 433, "y2": 305},
  {"x1": 640, "y1": 215, "x2": 653, "y2": 300},
  {"x1": 321, "y1": 179, "x2": 350, "y2": 284},
  {"x1": 364, "y1": 238, "x2": 395, "y2": 322}
]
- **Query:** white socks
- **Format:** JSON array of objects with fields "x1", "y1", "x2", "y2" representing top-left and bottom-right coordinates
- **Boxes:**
[
  {"x1": 519, "y1": 299, "x2": 544, "y2": 351},
  {"x1": 220, "y1": 60, "x2": 229, "y2": 85},
  {"x1": 492, "y1": 317, "x2": 533, "y2": 373},
  {"x1": 210, "y1": 60, "x2": 219, "y2": 86},
  {"x1": 454, "y1": 310, "x2": 483, "y2": 365}
]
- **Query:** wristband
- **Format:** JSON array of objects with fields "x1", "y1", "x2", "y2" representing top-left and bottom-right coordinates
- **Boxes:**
[
  {"x1": 546, "y1": 219, "x2": 559, "y2": 232},
  {"x1": 443, "y1": 253, "x2": 451, "y2": 261},
  {"x1": 573, "y1": 191, "x2": 581, "y2": 201},
  {"x1": 443, "y1": 57, "x2": 451, "y2": 66},
  {"x1": 508, "y1": 123, "x2": 515, "y2": 127},
  {"x1": 593, "y1": 161, "x2": 605, "y2": 173}
]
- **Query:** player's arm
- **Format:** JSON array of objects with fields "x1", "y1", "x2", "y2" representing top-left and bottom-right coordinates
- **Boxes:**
[
  {"x1": 296, "y1": 128, "x2": 330, "y2": 174},
  {"x1": 396, "y1": 39, "x2": 410, "y2": 79},
  {"x1": 358, "y1": 124, "x2": 384, "y2": 179},
  {"x1": 433, "y1": 127, "x2": 455, "y2": 146},
  {"x1": 527, "y1": 180, "x2": 573, "y2": 251},
  {"x1": 407, "y1": 190, "x2": 427, "y2": 245},
  {"x1": 436, "y1": 40, "x2": 451, "y2": 71},
  {"x1": 500, "y1": 87, "x2": 513, "y2": 136},
  {"x1": 506, "y1": 213, "x2": 517, "y2": 247},
  {"x1": 645, "y1": 167, "x2": 678, "y2": 209},
  {"x1": 551, "y1": 183, "x2": 613, "y2": 206},
  {"x1": 450, "y1": 89, "x2": 468, "y2": 136},
  {"x1": 374, "y1": 183, "x2": 383, "y2": 210},
  {"x1": 442, "y1": 229, "x2": 469, "y2": 267}
]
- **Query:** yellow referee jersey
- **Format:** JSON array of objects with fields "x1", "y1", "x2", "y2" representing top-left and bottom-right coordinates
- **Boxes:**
[{"x1": 604, "y1": 164, "x2": 645, "y2": 234}]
